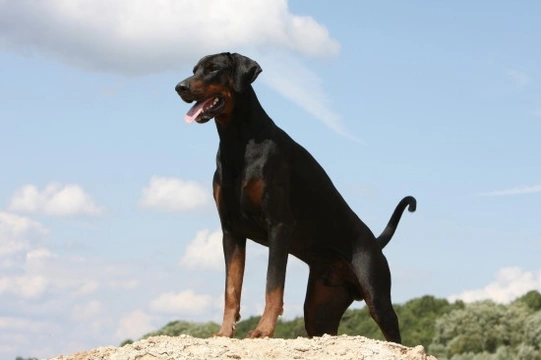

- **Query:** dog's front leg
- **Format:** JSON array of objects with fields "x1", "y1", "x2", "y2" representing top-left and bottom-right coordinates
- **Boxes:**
[
  {"x1": 216, "y1": 233, "x2": 246, "y2": 337},
  {"x1": 248, "y1": 221, "x2": 292, "y2": 338}
]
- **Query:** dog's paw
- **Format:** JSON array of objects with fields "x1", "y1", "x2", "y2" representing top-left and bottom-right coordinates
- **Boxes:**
[
  {"x1": 214, "y1": 325, "x2": 235, "y2": 338},
  {"x1": 246, "y1": 328, "x2": 273, "y2": 339}
]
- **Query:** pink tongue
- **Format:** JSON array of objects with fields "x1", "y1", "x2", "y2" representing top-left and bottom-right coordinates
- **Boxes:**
[{"x1": 185, "y1": 98, "x2": 214, "y2": 124}]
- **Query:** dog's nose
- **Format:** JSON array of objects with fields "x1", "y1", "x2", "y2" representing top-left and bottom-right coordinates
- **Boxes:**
[{"x1": 175, "y1": 81, "x2": 189, "y2": 94}]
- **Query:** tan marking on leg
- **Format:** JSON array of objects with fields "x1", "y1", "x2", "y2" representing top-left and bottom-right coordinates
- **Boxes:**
[
  {"x1": 216, "y1": 245, "x2": 245, "y2": 337},
  {"x1": 247, "y1": 287, "x2": 284, "y2": 338}
]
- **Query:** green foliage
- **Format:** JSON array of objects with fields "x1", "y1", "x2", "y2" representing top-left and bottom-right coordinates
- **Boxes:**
[
  {"x1": 127, "y1": 295, "x2": 462, "y2": 348},
  {"x1": 142, "y1": 320, "x2": 220, "y2": 338},
  {"x1": 233, "y1": 316, "x2": 261, "y2": 338},
  {"x1": 397, "y1": 296, "x2": 465, "y2": 348},
  {"x1": 516, "y1": 343, "x2": 541, "y2": 360},
  {"x1": 429, "y1": 299, "x2": 540, "y2": 360},
  {"x1": 233, "y1": 316, "x2": 308, "y2": 339},
  {"x1": 120, "y1": 339, "x2": 134, "y2": 347},
  {"x1": 338, "y1": 295, "x2": 464, "y2": 348},
  {"x1": 123, "y1": 292, "x2": 541, "y2": 360},
  {"x1": 515, "y1": 290, "x2": 541, "y2": 312},
  {"x1": 524, "y1": 312, "x2": 541, "y2": 350},
  {"x1": 446, "y1": 344, "x2": 541, "y2": 360},
  {"x1": 338, "y1": 306, "x2": 383, "y2": 341},
  {"x1": 273, "y1": 316, "x2": 307, "y2": 338}
]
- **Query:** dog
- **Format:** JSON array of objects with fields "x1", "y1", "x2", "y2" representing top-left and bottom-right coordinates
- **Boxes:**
[{"x1": 175, "y1": 52, "x2": 416, "y2": 343}]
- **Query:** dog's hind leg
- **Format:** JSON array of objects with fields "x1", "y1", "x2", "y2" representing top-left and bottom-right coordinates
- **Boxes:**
[
  {"x1": 351, "y1": 250, "x2": 401, "y2": 343},
  {"x1": 303, "y1": 269, "x2": 354, "y2": 337}
]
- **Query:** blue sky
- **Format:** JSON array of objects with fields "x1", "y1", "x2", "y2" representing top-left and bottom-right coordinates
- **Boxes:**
[{"x1": 1, "y1": 1, "x2": 540, "y2": 358}]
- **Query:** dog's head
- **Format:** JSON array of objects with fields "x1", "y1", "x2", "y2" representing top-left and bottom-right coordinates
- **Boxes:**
[{"x1": 175, "y1": 52, "x2": 262, "y2": 124}]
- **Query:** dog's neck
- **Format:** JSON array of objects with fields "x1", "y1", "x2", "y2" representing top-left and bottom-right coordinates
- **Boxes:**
[
  {"x1": 215, "y1": 86, "x2": 276, "y2": 180},
  {"x1": 216, "y1": 86, "x2": 275, "y2": 141}
]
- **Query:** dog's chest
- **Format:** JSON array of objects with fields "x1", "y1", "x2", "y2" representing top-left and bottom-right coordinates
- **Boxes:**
[
  {"x1": 214, "y1": 138, "x2": 282, "y2": 240},
  {"x1": 216, "y1": 176, "x2": 267, "y2": 242}
]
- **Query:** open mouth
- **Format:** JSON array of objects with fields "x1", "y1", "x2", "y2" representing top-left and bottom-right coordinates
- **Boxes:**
[{"x1": 185, "y1": 96, "x2": 225, "y2": 124}]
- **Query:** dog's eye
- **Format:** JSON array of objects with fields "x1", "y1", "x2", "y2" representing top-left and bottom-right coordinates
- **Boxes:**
[{"x1": 207, "y1": 65, "x2": 220, "y2": 73}]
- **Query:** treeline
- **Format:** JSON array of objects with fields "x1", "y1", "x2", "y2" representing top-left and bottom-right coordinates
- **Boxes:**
[{"x1": 121, "y1": 290, "x2": 541, "y2": 360}]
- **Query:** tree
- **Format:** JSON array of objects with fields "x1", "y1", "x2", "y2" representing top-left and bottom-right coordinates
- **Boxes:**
[
  {"x1": 338, "y1": 295, "x2": 464, "y2": 348},
  {"x1": 233, "y1": 316, "x2": 307, "y2": 338},
  {"x1": 396, "y1": 295, "x2": 465, "y2": 348},
  {"x1": 339, "y1": 307, "x2": 383, "y2": 341},
  {"x1": 429, "y1": 300, "x2": 532, "y2": 359},
  {"x1": 524, "y1": 312, "x2": 541, "y2": 350},
  {"x1": 515, "y1": 290, "x2": 541, "y2": 312}
]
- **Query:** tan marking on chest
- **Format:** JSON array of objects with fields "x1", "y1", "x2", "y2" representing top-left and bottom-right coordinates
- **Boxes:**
[{"x1": 242, "y1": 178, "x2": 265, "y2": 207}]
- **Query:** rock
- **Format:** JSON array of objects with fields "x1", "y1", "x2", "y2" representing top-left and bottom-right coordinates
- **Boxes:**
[{"x1": 48, "y1": 335, "x2": 438, "y2": 360}]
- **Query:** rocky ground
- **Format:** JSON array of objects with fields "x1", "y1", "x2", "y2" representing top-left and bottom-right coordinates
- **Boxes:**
[{"x1": 49, "y1": 334, "x2": 438, "y2": 360}]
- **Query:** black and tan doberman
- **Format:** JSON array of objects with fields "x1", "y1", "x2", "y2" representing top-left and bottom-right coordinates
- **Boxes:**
[{"x1": 175, "y1": 52, "x2": 416, "y2": 343}]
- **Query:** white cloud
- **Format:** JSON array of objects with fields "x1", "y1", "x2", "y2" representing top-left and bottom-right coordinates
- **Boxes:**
[
  {"x1": 0, "y1": 0, "x2": 339, "y2": 76},
  {"x1": 26, "y1": 247, "x2": 56, "y2": 261},
  {"x1": 479, "y1": 184, "x2": 541, "y2": 197},
  {"x1": 448, "y1": 267, "x2": 541, "y2": 304},
  {"x1": 0, "y1": 1, "x2": 353, "y2": 139},
  {"x1": 0, "y1": 213, "x2": 52, "y2": 298},
  {"x1": 0, "y1": 221, "x2": 164, "y2": 358},
  {"x1": 114, "y1": 309, "x2": 156, "y2": 340},
  {"x1": 0, "y1": 211, "x2": 48, "y2": 237},
  {"x1": 8, "y1": 183, "x2": 103, "y2": 216},
  {"x1": 0, "y1": 212, "x2": 47, "y2": 259},
  {"x1": 139, "y1": 176, "x2": 210, "y2": 212},
  {"x1": 0, "y1": 275, "x2": 49, "y2": 299},
  {"x1": 180, "y1": 229, "x2": 223, "y2": 271},
  {"x1": 0, "y1": 235, "x2": 28, "y2": 259},
  {"x1": 149, "y1": 289, "x2": 213, "y2": 315}
]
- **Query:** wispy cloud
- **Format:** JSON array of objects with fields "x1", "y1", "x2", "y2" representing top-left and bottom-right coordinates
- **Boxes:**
[
  {"x1": 448, "y1": 267, "x2": 541, "y2": 304},
  {"x1": 478, "y1": 184, "x2": 541, "y2": 197},
  {"x1": 259, "y1": 52, "x2": 361, "y2": 142}
]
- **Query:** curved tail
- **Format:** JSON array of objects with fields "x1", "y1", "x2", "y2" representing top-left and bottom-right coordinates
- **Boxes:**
[{"x1": 377, "y1": 196, "x2": 417, "y2": 249}]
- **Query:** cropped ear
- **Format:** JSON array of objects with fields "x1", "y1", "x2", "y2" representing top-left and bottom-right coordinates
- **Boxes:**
[{"x1": 231, "y1": 53, "x2": 262, "y2": 92}]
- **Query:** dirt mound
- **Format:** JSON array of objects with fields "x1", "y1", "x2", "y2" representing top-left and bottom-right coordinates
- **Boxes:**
[{"x1": 49, "y1": 334, "x2": 438, "y2": 360}]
